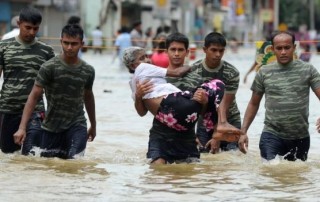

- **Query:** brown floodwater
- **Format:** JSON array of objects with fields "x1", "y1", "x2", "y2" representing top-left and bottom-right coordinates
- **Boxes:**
[{"x1": 1, "y1": 48, "x2": 320, "y2": 201}]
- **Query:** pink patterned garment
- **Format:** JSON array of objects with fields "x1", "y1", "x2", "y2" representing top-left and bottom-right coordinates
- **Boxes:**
[{"x1": 155, "y1": 79, "x2": 225, "y2": 132}]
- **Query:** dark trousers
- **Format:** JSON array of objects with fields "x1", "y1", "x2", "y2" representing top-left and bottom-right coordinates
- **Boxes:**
[
  {"x1": 40, "y1": 124, "x2": 88, "y2": 159},
  {"x1": 259, "y1": 132, "x2": 310, "y2": 161},
  {"x1": 0, "y1": 112, "x2": 43, "y2": 154}
]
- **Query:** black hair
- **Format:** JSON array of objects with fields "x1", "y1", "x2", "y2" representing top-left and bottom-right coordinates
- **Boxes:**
[
  {"x1": 61, "y1": 24, "x2": 84, "y2": 41},
  {"x1": 156, "y1": 26, "x2": 163, "y2": 35},
  {"x1": 204, "y1": 32, "x2": 227, "y2": 47},
  {"x1": 67, "y1": 16, "x2": 81, "y2": 25},
  {"x1": 19, "y1": 7, "x2": 42, "y2": 25},
  {"x1": 119, "y1": 26, "x2": 129, "y2": 33},
  {"x1": 163, "y1": 25, "x2": 171, "y2": 33},
  {"x1": 132, "y1": 20, "x2": 141, "y2": 28},
  {"x1": 165, "y1": 32, "x2": 189, "y2": 50},
  {"x1": 157, "y1": 41, "x2": 166, "y2": 53},
  {"x1": 271, "y1": 31, "x2": 295, "y2": 45}
]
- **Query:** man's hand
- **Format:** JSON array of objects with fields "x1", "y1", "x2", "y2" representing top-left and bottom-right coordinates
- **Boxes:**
[
  {"x1": 136, "y1": 80, "x2": 153, "y2": 99},
  {"x1": 214, "y1": 122, "x2": 241, "y2": 142},
  {"x1": 217, "y1": 122, "x2": 242, "y2": 135},
  {"x1": 176, "y1": 65, "x2": 191, "y2": 77},
  {"x1": 206, "y1": 138, "x2": 220, "y2": 154},
  {"x1": 13, "y1": 129, "x2": 27, "y2": 145},
  {"x1": 195, "y1": 137, "x2": 205, "y2": 151},
  {"x1": 192, "y1": 88, "x2": 208, "y2": 105},
  {"x1": 213, "y1": 131, "x2": 240, "y2": 142},
  {"x1": 238, "y1": 133, "x2": 248, "y2": 154},
  {"x1": 87, "y1": 126, "x2": 96, "y2": 142}
]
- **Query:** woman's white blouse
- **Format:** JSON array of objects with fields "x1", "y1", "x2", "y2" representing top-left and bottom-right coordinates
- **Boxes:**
[{"x1": 129, "y1": 63, "x2": 181, "y2": 100}]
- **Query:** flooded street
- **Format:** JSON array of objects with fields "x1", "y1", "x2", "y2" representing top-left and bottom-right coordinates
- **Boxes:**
[{"x1": 1, "y1": 48, "x2": 320, "y2": 201}]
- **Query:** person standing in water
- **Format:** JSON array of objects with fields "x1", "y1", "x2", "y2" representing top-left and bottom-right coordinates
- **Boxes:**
[
  {"x1": 0, "y1": 7, "x2": 55, "y2": 155},
  {"x1": 240, "y1": 31, "x2": 320, "y2": 161},
  {"x1": 14, "y1": 24, "x2": 96, "y2": 159}
]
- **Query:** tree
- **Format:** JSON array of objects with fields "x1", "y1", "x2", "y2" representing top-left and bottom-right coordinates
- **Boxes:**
[{"x1": 279, "y1": 0, "x2": 310, "y2": 31}]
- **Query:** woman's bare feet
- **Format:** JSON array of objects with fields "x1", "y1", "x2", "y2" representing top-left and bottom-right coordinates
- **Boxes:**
[
  {"x1": 213, "y1": 131, "x2": 240, "y2": 142},
  {"x1": 213, "y1": 122, "x2": 242, "y2": 142}
]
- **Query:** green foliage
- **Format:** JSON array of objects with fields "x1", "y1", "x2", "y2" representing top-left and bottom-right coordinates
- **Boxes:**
[
  {"x1": 315, "y1": 0, "x2": 320, "y2": 30},
  {"x1": 279, "y1": 0, "x2": 310, "y2": 30}
]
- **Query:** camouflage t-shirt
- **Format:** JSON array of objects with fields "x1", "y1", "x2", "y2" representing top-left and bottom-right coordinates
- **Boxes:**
[
  {"x1": 166, "y1": 69, "x2": 202, "y2": 92},
  {"x1": 0, "y1": 37, "x2": 55, "y2": 113},
  {"x1": 191, "y1": 59, "x2": 241, "y2": 126},
  {"x1": 251, "y1": 60, "x2": 320, "y2": 139},
  {"x1": 149, "y1": 70, "x2": 203, "y2": 140},
  {"x1": 36, "y1": 55, "x2": 95, "y2": 133}
]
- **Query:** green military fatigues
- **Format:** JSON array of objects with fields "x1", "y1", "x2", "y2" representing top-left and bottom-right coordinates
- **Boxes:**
[
  {"x1": 192, "y1": 59, "x2": 241, "y2": 126},
  {"x1": 36, "y1": 55, "x2": 95, "y2": 133},
  {"x1": 191, "y1": 59, "x2": 241, "y2": 151},
  {"x1": 0, "y1": 36, "x2": 55, "y2": 154},
  {"x1": 252, "y1": 59, "x2": 320, "y2": 139},
  {"x1": 0, "y1": 37, "x2": 55, "y2": 113}
]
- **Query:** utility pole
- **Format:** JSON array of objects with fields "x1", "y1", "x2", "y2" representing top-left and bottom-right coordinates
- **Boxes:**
[
  {"x1": 310, "y1": 0, "x2": 315, "y2": 30},
  {"x1": 273, "y1": 0, "x2": 279, "y2": 31}
]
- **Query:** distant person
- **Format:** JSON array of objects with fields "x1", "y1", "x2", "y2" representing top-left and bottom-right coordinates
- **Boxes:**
[
  {"x1": 114, "y1": 26, "x2": 132, "y2": 68},
  {"x1": 1, "y1": 16, "x2": 20, "y2": 40},
  {"x1": 240, "y1": 31, "x2": 320, "y2": 161},
  {"x1": 158, "y1": 25, "x2": 171, "y2": 37},
  {"x1": 150, "y1": 34, "x2": 169, "y2": 68},
  {"x1": 299, "y1": 44, "x2": 311, "y2": 62},
  {"x1": 152, "y1": 26, "x2": 163, "y2": 49},
  {"x1": 295, "y1": 24, "x2": 311, "y2": 50},
  {"x1": 295, "y1": 24, "x2": 312, "y2": 62},
  {"x1": 144, "y1": 27, "x2": 153, "y2": 57},
  {"x1": 130, "y1": 20, "x2": 146, "y2": 48},
  {"x1": 91, "y1": 26, "x2": 103, "y2": 54},
  {"x1": 0, "y1": 7, "x2": 55, "y2": 155},
  {"x1": 14, "y1": 24, "x2": 96, "y2": 159},
  {"x1": 228, "y1": 37, "x2": 239, "y2": 53}
]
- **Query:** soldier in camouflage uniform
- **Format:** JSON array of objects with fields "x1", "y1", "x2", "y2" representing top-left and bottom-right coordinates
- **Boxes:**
[
  {"x1": 0, "y1": 7, "x2": 55, "y2": 154},
  {"x1": 14, "y1": 24, "x2": 96, "y2": 159},
  {"x1": 240, "y1": 31, "x2": 320, "y2": 161},
  {"x1": 191, "y1": 32, "x2": 244, "y2": 154}
]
